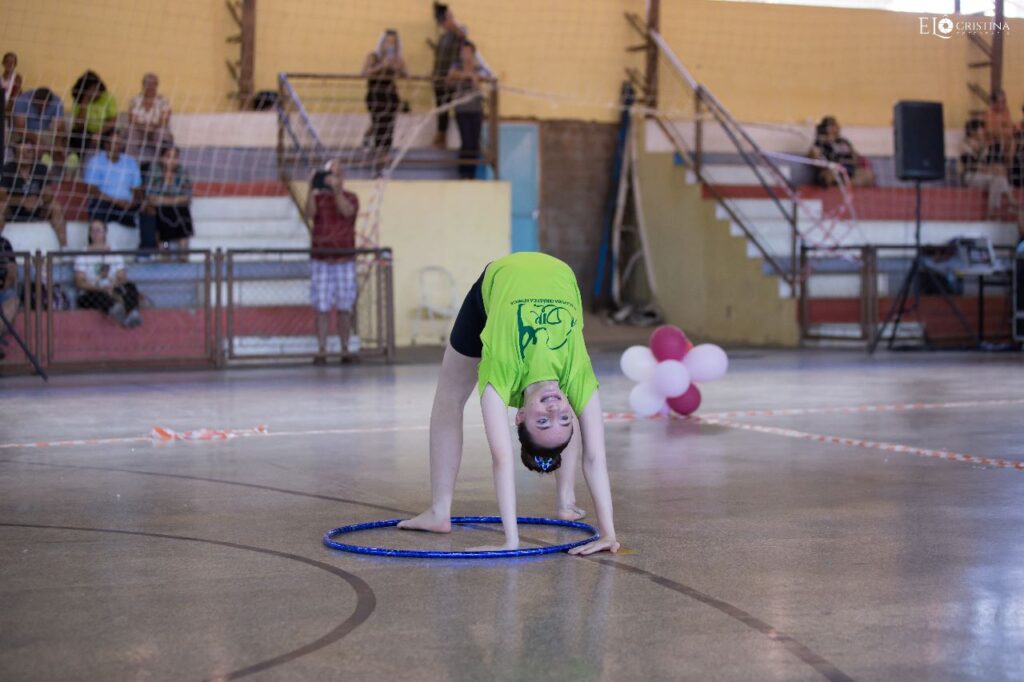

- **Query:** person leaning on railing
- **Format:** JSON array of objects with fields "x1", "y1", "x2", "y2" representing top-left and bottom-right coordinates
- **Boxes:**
[
  {"x1": 430, "y1": 2, "x2": 467, "y2": 148},
  {"x1": 446, "y1": 41, "x2": 491, "y2": 181},
  {"x1": 361, "y1": 29, "x2": 407, "y2": 153},
  {"x1": 73, "y1": 219, "x2": 142, "y2": 329}
]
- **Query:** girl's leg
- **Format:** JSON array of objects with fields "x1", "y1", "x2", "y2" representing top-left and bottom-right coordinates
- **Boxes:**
[
  {"x1": 555, "y1": 417, "x2": 586, "y2": 520},
  {"x1": 398, "y1": 342, "x2": 479, "y2": 532}
]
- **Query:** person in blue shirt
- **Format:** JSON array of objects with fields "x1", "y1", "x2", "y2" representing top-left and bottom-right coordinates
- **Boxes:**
[
  {"x1": 84, "y1": 129, "x2": 143, "y2": 230},
  {"x1": 10, "y1": 88, "x2": 73, "y2": 168}
]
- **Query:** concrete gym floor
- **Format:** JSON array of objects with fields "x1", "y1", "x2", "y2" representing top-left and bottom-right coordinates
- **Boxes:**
[{"x1": 1, "y1": 348, "x2": 1023, "y2": 681}]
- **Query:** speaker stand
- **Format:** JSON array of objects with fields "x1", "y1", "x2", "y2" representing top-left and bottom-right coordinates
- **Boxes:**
[{"x1": 868, "y1": 180, "x2": 975, "y2": 353}]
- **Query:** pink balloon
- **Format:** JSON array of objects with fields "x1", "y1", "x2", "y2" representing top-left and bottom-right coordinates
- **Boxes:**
[
  {"x1": 649, "y1": 325, "x2": 693, "y2": 362},
  {"x1": 667, "y1": 384, "x2": 702, "y2": 416}
]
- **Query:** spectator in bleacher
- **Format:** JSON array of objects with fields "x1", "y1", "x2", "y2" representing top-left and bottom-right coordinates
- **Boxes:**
[
  {"x1": 431, "y1": 3, "x2": 467, "y2": 148},
  {"x1": 2, "y1": 52, "x2": 22, "y2": 113},
  {"x1": 1011, "y1": 102, "x2": 1024, "y2": 189},
  {"x1": 69, "y1": 70, "x2": 118, "y2": 155},
  {"x1": 983, "y1": 89, "x2": 1017, "y2": 167},
  {"x1": 305, "y1": 160, "x2": 358, "y2": 364},
  {"x1": 10, "y1": 88, "x2": 71, "y2": 168},
  {"x1": 960, "y1": 118, "x2": 1020, "y2": 221},
  {"x1": 809, "y1": 116, "x2": 875, "y2": 188},
  {"x1": 0, "y1": 234, "x2": 17, "y2": 357},
  {"x1": 446, "y1": 41, "x2": 491, "y2": 181},
  {"x1": 127, "y1": 73, "x2": 173, "y2": 166},
  {"x1": 362, "y1": 30, "x2": 407, "y2": 153},
  {"x1": 84, "y1": 129, "x2": 143, "y2": 232},
  {"x1": 144, "y1": 145, "x2": 193, "y2": 258},
  {"x1": 74, "y1": 219, "x2": 141, "y2": 328},
  {"x1": 0, "y1": 140, "x2": 68, "y2": 246}
]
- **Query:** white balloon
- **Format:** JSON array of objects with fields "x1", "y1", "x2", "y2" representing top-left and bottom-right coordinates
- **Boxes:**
[
  {"x1": 629, "y1": 382, "x2": 665, "y2": 417},
  {"x1": 620, "y1": 345, "x2": 656, "y2": 383},
  {"x1": 683, "y1": 344, "x2": 729, "y2": 383},
  {"x1": 651, "y1": 359, "x2": 691, "y2": 398}
]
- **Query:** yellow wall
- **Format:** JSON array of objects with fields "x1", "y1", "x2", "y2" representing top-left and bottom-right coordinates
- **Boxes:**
[
  {"x1": 636, "y1": 149, "x2": 800, "y2": 347},
  {"x1": 317, "y1": 180, "x2": 511, "y2": 346},
  {"x1": 3, "y1": 1, "x2": 1019, "y2": 126}
]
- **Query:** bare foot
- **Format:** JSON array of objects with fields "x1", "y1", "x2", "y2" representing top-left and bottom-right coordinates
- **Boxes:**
[
  {"x1": 397, "y1": 509, "x2": 451, "y2": 533},
  {"x1": 556, "y1": 505, "x2": 587, "y2": 521}
]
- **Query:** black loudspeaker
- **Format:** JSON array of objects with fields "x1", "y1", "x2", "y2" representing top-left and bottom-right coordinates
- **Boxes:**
[{"x1": 894, "y1": 101, "x2": 945, "y2": 181}]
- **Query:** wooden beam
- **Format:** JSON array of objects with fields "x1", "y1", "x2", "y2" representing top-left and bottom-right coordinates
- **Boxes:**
[
  {"x1": 991, "y1": 0, "x2": 1004, "y2": 95},
  {"x1": 644, "y1": 0, "x2": 660, "y2": 109},
  {"x1": 238, "y1": 0, "x2": 256, "y2": 110}
]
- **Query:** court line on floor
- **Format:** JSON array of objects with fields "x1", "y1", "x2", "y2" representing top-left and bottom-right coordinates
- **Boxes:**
[
  {"x1": 0, "y1": 459, "x2": 853, "y2": 681},
  {"x1": 0, "y1": 522, "x2": 377, "y2": 681},
  {"x1": 695, "y1": 416, "x2": 1024, "y2": 471},
  {"x1": 590, "y1": 559, "x2": 854, "y2": 682},
  {"x1": 3, "y1": 397, "x2": 1021, "y2": 452},
  {"x1": 0, "y1": 459, "x2": 412, "y2": 516}
]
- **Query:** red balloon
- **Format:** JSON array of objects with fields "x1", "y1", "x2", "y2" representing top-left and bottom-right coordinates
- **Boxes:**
[
  {"x1": 649, "y1": 325, "x2": 692, "y2": 362},
  {"x1": 667, "y1": 384, "x2": 702, "y2": 416}
]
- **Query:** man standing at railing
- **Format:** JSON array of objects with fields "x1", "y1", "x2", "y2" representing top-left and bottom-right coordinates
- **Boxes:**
[
  {"x1": 431, "y1": 3, "x2": 466, "y2": 148},
  {"x1": 306, "y1": 160, "x2": 360, "y2": 365}
]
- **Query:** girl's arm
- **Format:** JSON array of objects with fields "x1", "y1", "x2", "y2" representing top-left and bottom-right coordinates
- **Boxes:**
[
  {"x1": 475, "y1": 384, "x2": 519, "y2": 550},
  {"x1": 569, "y1": 390, "x2": 620, "y2": 556}
]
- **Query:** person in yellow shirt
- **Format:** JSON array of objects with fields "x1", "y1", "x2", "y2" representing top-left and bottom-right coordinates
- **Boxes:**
[
  {"x1": 399, "y1": 252, "x2": 619, "y2": 555},
  {"x1": 69, "y1": 70, "x2": 118, "y2": 154}
]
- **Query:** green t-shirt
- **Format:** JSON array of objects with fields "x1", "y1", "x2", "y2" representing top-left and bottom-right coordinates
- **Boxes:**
[
  {"x1": 73, "y1": 91, "x2": 118, "y2": 134},
  {"x1": 477, "y1": 252, "x2": 598, "y2": 415}
]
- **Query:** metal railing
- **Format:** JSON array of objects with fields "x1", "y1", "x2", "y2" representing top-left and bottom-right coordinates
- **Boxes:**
[
  {"x1": 799, "y1": 243, "x2": 1016, "y2": 347},
  {"x1": 223, "y1": 248, "x2": 394, "y2": 363},
  {"x1": 0, "y1": 252, "x2": 38, "y2": 376},
  {"x1": 626, "y1": 13, "x2": 802, "y2": 294},
  {"x1": 276, "y1": 71, "x2": 500, "y2": 183},
  {"x1": 0, "y1": 247, "x2": 395, "y2": 376}
]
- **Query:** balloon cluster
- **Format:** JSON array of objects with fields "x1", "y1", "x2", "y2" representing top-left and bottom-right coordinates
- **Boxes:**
[{"x1": 620, "y1": 325, "x2": 729, "y2": 417}]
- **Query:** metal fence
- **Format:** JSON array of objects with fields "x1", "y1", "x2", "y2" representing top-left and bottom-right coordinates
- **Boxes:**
[
  {"x1": 224, "y1": 248, "x2": 394, "y2": 363},
  {"x1": 799, "y1": 244, "x2": 1015, "y2": 348},
  {"x1": 0, "y1": 251, "x2": 37, "y2": 375},
  {"x1": 0, "y1": 247, "x2": 394, "y2": 376}
]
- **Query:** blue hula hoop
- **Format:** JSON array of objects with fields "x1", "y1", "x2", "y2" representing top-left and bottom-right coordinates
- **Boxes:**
[{"x1": 322, "y1": 516, "x2": 599, "y2": 559}]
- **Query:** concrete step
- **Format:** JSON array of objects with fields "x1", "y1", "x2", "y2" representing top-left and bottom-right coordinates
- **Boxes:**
[
  {"x1": 190, "y1": 197, "x2": 300, "y2": 221},
  {"x1": 193, "y1": 219, "x2": 308, "y2": 239},
  {"x1": 190, "y1": 236, "x2": 311, "y2": 251},
  {"x1": 687, "y1": 164, "x2": 792, "y2": 187},
  {"x1": 716, "y1": 198, "x2": 823, "y2": 221},
  {"x1": 729, "y1": 219, "x2": 1018, "y2": 259}
]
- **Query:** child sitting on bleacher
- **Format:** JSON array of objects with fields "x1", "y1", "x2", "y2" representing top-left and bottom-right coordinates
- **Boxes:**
[{"x1": 73, "y1": 220, "x2": 141, "y2": 328}]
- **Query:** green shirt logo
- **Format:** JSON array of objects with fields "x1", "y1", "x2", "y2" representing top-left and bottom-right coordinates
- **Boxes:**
[{"x1": 516, "y1": 299, "x2": 577, "y2": 360}]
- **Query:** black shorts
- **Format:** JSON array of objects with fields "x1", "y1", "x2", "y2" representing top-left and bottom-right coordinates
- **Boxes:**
[
  {"x1": 6, "y1": 204, "x2": 47, "y2": 222},
  {"x1": 449, "y1": 266, "x2": 488, "y2": 358}
]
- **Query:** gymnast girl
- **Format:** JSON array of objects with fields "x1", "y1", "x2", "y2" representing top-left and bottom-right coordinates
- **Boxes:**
[{"x1": 399, "y1": 252, "x2": 620, "y2": 555}]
